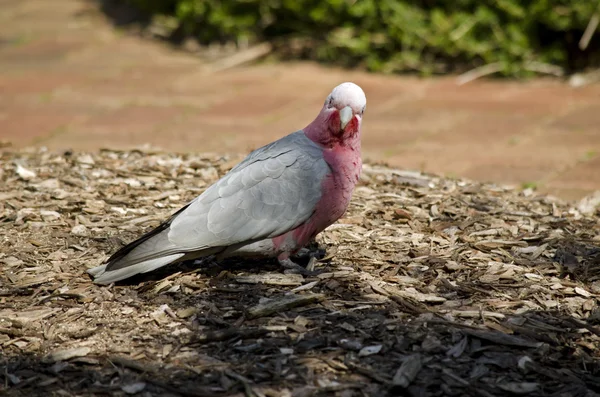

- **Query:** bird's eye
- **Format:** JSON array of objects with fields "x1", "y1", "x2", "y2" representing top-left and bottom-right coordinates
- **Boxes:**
[
  {"x1": 361, "y1": 105, "x2": 366, "y2": 115},
  {"x1": 327, "y1": 97, "x2": 334, "y2": 107}
]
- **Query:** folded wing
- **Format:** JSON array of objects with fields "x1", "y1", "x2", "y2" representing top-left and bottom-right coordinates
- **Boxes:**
[{"x1": 90, "y1": 131, "x2": 329, "y2": 284}]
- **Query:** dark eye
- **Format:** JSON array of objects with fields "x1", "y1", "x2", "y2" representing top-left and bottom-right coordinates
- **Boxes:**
[
  {"x1": 361, "y1": 105, "x2": 366, "y2": 114},
  {"x1": 328, "y1": 97, "x2": 334, "y2": 106}
]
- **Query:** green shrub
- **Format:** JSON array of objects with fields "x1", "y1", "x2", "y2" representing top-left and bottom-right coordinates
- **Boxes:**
[{"x1": 125, "y1": 0, "x2": 600, "y2": 77}]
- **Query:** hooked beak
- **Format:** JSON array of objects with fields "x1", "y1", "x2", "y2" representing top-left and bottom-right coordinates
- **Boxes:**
[{"x1": 339, "y1": 106, "x2": 353, "y2": 131}]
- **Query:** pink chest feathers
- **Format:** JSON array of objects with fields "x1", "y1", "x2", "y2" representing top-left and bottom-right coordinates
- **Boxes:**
[
  {"x1": 319, "y1": 144, "x2": 362, "y2": 224},
  {"x1": 272, "y1": 142, "x2": 362, "y2": 258}
]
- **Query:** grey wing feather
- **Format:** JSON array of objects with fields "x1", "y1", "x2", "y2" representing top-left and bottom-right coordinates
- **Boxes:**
[
  {"x1": 96, "y1": 131, "x2": 330, "y2": 281},
  {"x1": 168, "y1": 131, "x2": 329, "y2": 247}
]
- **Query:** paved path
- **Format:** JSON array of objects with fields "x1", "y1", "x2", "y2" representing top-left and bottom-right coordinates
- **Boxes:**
[{"x1": 1, "y1": 0, "x2": 600, "y2": 201}]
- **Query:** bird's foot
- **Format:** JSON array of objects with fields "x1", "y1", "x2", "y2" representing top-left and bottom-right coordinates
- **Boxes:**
[
  {"x1": 278, "y1": 257, "x2": 319, "y2": 277},
  {"x1": 293, "y1": 247, "x2": 326, "y2": 261}
]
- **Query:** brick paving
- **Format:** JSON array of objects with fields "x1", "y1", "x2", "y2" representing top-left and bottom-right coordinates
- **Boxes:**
[{"x1": 1, "y1": 0, "x2": 600, "y2": 201}]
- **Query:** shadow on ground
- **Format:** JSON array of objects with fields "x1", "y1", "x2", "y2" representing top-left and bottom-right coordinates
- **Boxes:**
[
  {"x1": 86, "y1": 0, "x2": 152, "y2": 28},
  {"x1": 86, "y1": 0, "x2": 190, "y2": 45},
  {"x1": 2, "y1": 291, "x2": 600, "y2": 396},
  {"x1": 3, "y1": 235, "x2": 600, "y2": 397}
]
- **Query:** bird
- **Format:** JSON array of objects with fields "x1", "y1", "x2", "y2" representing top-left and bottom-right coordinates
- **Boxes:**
[{"x1": 88, "y1": 82, "x2": 367, "y2": 285}]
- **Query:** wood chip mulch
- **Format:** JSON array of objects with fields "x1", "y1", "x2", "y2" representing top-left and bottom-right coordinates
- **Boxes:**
[{"x1": 1, "y1": 147, "x2": 600, "y2": 397}]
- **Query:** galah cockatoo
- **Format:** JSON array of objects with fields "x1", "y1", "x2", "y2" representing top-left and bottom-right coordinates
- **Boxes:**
[{"x1": 88, "y1": 82, "x2": 367, "y2": 285}]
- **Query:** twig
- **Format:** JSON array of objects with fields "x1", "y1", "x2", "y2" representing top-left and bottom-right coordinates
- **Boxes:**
[
  {"x1": 0, "y1": 327, "x2": 23, "y2": 337},
  {"x1": 523, "y1": 61, "x2": 563, "y2": 77},
  {"x1": 450, "y1": 310, "x2": 505, "y2": 320},
  {"x1": 38, "y1": 293, "x2": 84, "y2": 304},
  {"x1": 187, "y1": 327, "x2": 268, "y2": 345},
  {"x1": 246, "y1": 293, "x2": 325, "y2": 319},
  {"x1": 234, "y1": 273, "x2": 304, "y2": 286},
  {"x1": 456, "y1": 62, "x2": 503, "y2": 85},
  {"x1": 441, "y1": 368, "x2": 470, "y2": 386},
  {"x1": 346, "y1": 362, "x2": 392, "y2": 385},
  {"x1": 145, "y1": 377, "x2": 215, "y2": 397},
  {"x1": 562, "y1": 316, "x2": 600, "y2": 337},
  {"x1": 416, "y1": 318, "x2": 486, "y2": 330},
  {"x1": 580, "y1": 13, "x2": 600, "y2": 50},
  {"x1": 388, "y1": 295, "x2": 431, "y2": 315},
  {"x1": 108, "y1": 355, "x2": 157, "y2": 373},
  {"x1": 208, "y1": 43, "x2": 272, "y2": 73},
  {"x1": 461, "y1": 328, "x2": 543, "y2": 348}
]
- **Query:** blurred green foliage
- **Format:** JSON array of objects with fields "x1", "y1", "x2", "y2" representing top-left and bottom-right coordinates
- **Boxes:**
[{"x1": 126, "y1": 0, "x2": 600, "y2": 77}]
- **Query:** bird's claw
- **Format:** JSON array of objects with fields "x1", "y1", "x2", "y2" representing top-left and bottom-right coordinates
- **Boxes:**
[
  {"x1": 278, "y1": 257, "x2": 319, "y2": 277},
  {"x1": 293, "y1": 247, "x2": 326, "y2": 261}
]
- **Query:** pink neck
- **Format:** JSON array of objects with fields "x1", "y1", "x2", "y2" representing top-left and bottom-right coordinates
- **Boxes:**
[
  {"x1": 304, "y1": 109, "x2": 361, "y2": 151},
  {"x1": 303, "y1": 109, "x2": 330, "y2": 146}
]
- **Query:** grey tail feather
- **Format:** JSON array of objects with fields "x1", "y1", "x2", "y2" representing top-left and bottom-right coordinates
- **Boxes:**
[
  {"x1": 104, "y1": 203, "x2": 191, "y2": 268},
  {"x1": 89, "y1": 254, "x2": 185, "y2": 285},
  {"x1": 89, "y1": 203, "x2": 192, "y2": 284}
]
